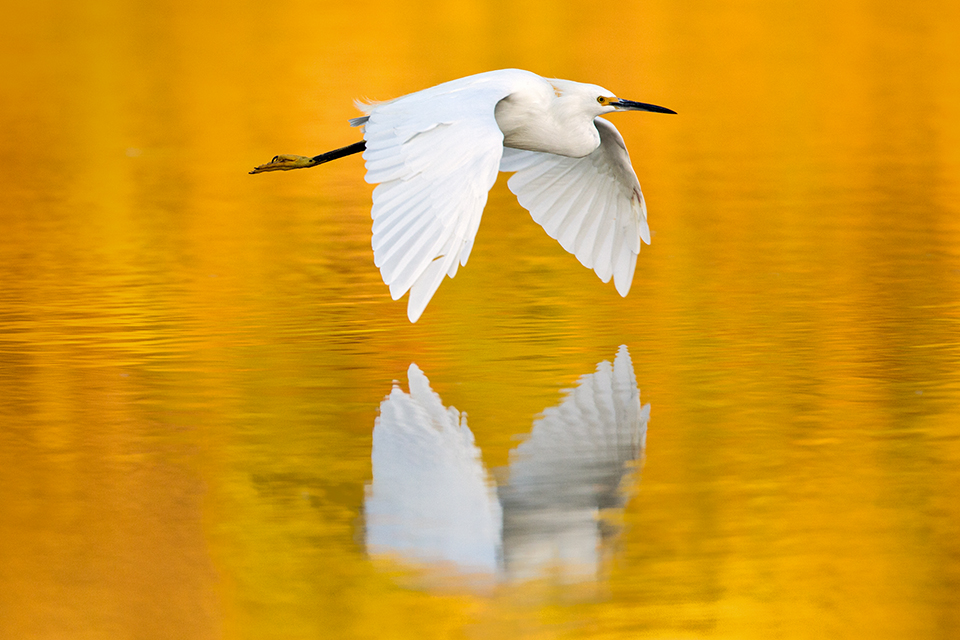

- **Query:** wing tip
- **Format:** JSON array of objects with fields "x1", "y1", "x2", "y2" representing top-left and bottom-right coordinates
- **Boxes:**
[{"x1": 407, "y1": 301, "x2": 425, "y2": 323}]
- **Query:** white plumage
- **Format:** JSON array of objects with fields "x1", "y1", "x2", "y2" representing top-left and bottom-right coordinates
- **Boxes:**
[{"x1": 499, "y1": 119, "x2": 650, "y2": 298}]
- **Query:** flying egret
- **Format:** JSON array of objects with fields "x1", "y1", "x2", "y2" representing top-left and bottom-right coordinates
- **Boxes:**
[{"x1": 251, "y1": 69, "x2": 675, "y2": 322}]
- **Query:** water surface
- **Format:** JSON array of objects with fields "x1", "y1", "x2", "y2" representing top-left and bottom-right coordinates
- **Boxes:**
[{"x1": 1, "y1": 0, "x2": 959, "y2": 638}]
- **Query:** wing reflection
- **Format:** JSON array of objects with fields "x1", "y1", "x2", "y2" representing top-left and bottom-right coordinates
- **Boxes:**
[
  {"x1": 364, "y1": 346, "x2": 649, "y2": 584},
  {"x1": 499, "y1": 345, "x2": 648, "y2": 581},
  {"x1": 364, "y1": 364, "x2": 503, "y2": 574}
]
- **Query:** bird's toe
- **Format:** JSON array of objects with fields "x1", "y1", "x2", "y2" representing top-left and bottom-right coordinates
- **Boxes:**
[{"x1": 249, "y1": 154, "x2": 315, "y2": 174}]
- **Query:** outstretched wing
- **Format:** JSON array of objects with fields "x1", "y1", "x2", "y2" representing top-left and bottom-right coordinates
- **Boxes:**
[
  {"x1": 359, "y1": 71, "x2": 536, "y2": 322},
  {"x1": 499, "y1": 117, "x2": 650, "y2": 297}
]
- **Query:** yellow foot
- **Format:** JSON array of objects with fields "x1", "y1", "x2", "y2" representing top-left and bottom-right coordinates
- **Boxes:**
[{"x1": 249, "y1": 154, "x2": 316, "y2": 174}]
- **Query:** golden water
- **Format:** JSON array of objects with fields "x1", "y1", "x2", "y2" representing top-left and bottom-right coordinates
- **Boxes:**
[{"x1": 1, "y1": 0, "x2": 959, "y2": 638}]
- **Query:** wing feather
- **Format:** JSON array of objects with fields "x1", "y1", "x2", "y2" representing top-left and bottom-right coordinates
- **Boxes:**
[
  {"x1": 360, "y1": 71, "x2": 544, "y2": 321},
  {"x1": 500, "y1": 117, "x2": 650, "y2": 296}
]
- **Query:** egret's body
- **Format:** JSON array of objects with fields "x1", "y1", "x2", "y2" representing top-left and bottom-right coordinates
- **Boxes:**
[{"x1": 251, "y1": 69, "x2": 674, "y2": 322}]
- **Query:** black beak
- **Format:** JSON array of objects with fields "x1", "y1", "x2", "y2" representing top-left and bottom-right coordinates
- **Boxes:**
[{"x1": 611, "y1": 99, "x2": 677, "y2": 114}]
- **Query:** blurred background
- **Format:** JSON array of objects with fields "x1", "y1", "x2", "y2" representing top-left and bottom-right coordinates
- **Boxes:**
[{"x1": 1, "y1": 0, "x2": 959, "y2": 638}]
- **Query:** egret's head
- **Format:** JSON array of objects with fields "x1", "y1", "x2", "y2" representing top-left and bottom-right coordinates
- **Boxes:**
[
  {"x1": 547, "y1": 80, "x2": 677, "y2": 125},
  {"x1": 552, "y1": 80, "x2": 677, "y2": 118}
]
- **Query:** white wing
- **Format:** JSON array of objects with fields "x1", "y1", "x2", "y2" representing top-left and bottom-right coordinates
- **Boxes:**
[
  {"x1": 498, "y1": 346, "x2": 649, "y2": 581},
  {"x1": 359, "y1": 71, "x2": 538, "y2": 322},
  {"x1": 364, "y1": 364, "x2": 503, "y2": 574},
  {"x1": 499, "y1": 118, "x2": 650, "y2": 296}
]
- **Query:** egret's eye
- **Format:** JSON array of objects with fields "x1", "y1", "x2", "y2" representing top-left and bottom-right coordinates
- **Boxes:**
[{"x1": 597, "y1": 96, "x2": 605, "y2": 104}]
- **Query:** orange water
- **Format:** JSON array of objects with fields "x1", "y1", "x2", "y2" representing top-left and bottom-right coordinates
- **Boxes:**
[{"x1": 1, "y1": 0, "x2": 959, "y2": 638}]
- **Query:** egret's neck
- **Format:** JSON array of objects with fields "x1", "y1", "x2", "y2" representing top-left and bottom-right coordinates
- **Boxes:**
[{"x1": 495, "y1": 89, "x2": 601, "y2": 158}]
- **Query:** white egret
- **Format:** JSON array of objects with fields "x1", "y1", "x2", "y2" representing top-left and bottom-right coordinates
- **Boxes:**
[{"x1": 251, "y1": 69, "x2": 675, "y2": 322}]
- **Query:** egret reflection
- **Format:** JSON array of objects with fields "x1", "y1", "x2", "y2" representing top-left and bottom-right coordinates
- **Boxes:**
[
  {"x1": 364, "y1": 363, "x2": 503, "y2": 575},
  {"x1": 364, "y1": 346, "x2": 649, "y2": 584}
]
